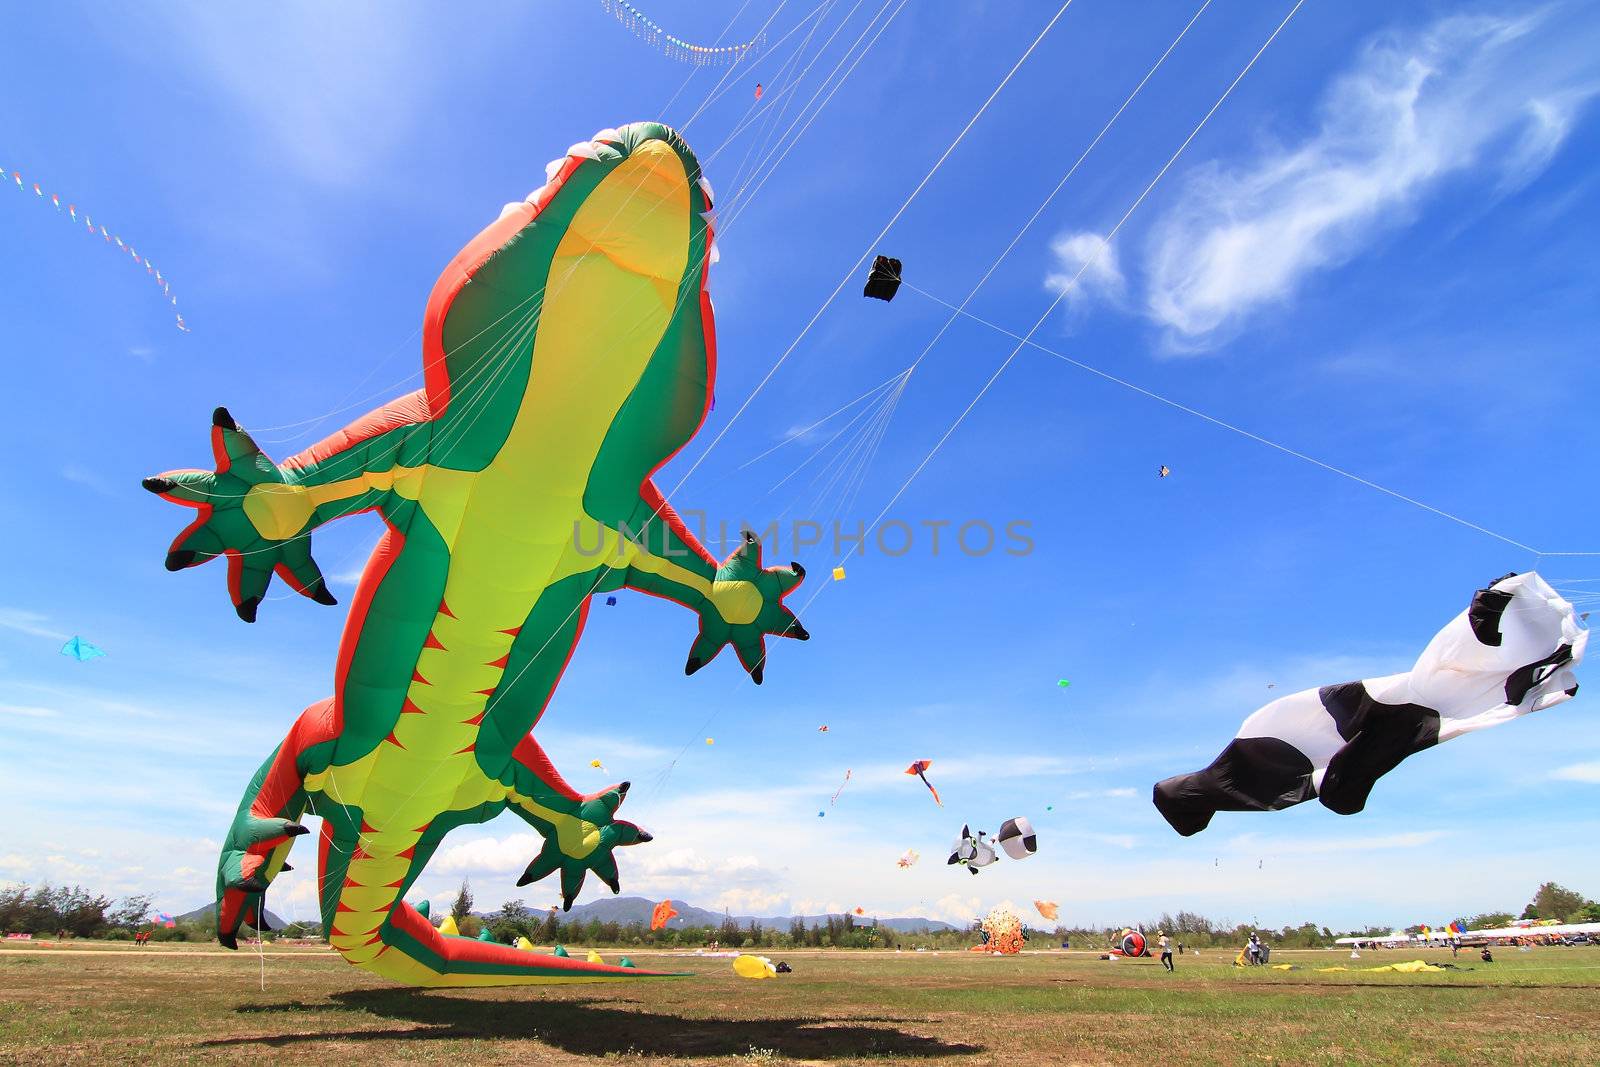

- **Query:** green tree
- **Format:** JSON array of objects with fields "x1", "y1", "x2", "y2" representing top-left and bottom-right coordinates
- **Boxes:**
[
  {"x1": 451, "y1": 879, "x2": 474, "y2": 922},
  {"x1": 1530, "y1": 882, "x2": 1589, "y2": 923},
  {"x1": 107, "y1": 894, "x2": 153, "y2": 931}
]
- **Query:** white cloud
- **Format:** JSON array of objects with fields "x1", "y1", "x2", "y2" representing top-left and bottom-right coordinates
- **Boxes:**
[
  {"x1": 61, "y1": 464, "x2": 118, "y2": 499},
  {"x1": 1550, "y1": 761, "x2": 1600, "y2": 784},
  {"x1": 709, "y1": 887, "x2": 789, "y2": 915},
  {"x1": 1064, "y1": 787, "x2": 1138, "y2": 801},
  {"x1": 1045, "y1": 231, "x2": 1125, "y2": 316},
  {"x1": 0, "y1": 704, "x2": 59, "y2": 719},
  {"x1": 1146, "y1": 10, "x2": 1600, "y2": 347},
  {"x1": 927, "y1": 894, "x2": 982, "y2": 925},
  {"x1": 431, "y1": 833, "x2": 540, "y2": 876},
  {"x1": 0, "y1": 608, "x2": 66, "y2": 641}
]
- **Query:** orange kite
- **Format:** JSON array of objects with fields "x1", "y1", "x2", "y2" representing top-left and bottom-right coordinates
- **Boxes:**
[{"x1": 650, "y1": 900, "x2": 679, "y2": 930}]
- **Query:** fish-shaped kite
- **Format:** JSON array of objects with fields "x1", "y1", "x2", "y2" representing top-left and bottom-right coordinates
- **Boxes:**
[
  {"x1": 650, "y1": 900, "x2": 678, "y2": 930},
  {"x1": 897, "y1": 849, "x2": 920, "y2": 869},
  {"x1": 905, "y1": 759, "x2": 942, "y2": 806},
  {"x1": 1034, "y1": 900, "x2": 1059, "y2": 921}
]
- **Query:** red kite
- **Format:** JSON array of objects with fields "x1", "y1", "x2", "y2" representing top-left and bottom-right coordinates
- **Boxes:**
[{"x1": 905, "y1": 760, "x2": 942, "y2": 807}]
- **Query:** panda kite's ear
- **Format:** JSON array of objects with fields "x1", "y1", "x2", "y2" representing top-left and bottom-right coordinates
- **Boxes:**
[{"x1": 1468, "y1": 586, "x2": 1514, "y2": 647}]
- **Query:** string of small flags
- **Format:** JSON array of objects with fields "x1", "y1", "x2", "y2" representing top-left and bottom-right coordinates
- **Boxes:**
[
  {"x1": 5, "y1": 162, "x2": 188, "y2": 332},
  {"x1": 599, "y1": 0, "x2": 765, "y2": 66}
]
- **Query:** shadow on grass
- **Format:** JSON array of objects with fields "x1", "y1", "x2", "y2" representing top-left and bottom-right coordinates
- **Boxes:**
[{"x1": 216, "y1": 990, "x2": 981, "y2": 1059}]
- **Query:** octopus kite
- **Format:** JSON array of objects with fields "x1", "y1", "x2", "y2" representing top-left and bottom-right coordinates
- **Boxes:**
[{"x1": 143, "y1": 123, "x2": 809, "y2": 987}]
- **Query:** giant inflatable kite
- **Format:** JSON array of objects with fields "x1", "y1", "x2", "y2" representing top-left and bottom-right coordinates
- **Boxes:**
[
  {"x1": 1154, "y1": 572, "x2": 1584, "y2": 836},
  {"x1": 143, "y1": 123, "x2": 809, "y2": 987}
]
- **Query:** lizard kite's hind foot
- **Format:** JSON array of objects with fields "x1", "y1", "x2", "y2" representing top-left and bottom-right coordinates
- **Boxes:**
[
  {"x1": 214, "y1": 698, "x2": 336, "y2": 949},
  {"x1": 216, "y1": 816, "x2": 309, "y2": 949},
  {"x1": 514, "y1": 781, "x2": 653, "y2": 909}
]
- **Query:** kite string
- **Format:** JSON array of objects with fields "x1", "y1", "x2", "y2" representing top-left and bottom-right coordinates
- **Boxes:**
[
  {"x1": 745, "y1": 0, "x2": 1214, "y2": 529},
  {"x1": 395, "y1": 0, "x2": 923, "y2": 815},
  {"x1": 640, "y1": 0, "x2": 1315, "y2": 811},
  {"x1": 901, "y1": 281, "x2": 1562, "y2": 558},
  {"x1": 668, "y1": 0, "x2": 1078, "y2": 496},
  {"x1": 640, "y1": 0, "x2": 1079, "y2": 806},
  {"x1": 719, "y1": 0, "x2": 876, "y2": 208},
  {"x1": 714, "y1": 0, "x2": 909, "y2": 239},
  {"x1": 824, "y1": 0, "x2": 1311, "y2": 585},
  {"x1": 657, "y1": 0, "x2": 758, "y2": 117},
  {"x1": 248, "y1": 0, "x2": 819, "y2": 448}
]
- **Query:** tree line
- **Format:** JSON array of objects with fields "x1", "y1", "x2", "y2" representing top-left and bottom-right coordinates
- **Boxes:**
[
  {"x1": 5, "y1": 877, "x2": 1595, "y2": 947},
  {"x1": 0, "y1": 884, "x2": 153, "y2": 938}
]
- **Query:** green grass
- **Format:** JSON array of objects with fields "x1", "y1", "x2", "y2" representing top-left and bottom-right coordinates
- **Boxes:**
[{"x1": 2, "y1": 943, "x2": 1597, "y2": 1064}]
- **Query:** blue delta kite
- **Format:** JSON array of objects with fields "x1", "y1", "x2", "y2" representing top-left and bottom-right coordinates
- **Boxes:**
[
  {"x1": 1154, "y1": 572, "x2": 1586, "y2": 835},
  {"x1": 60, "y1": 636, "x2": 105, "y2": 662}
]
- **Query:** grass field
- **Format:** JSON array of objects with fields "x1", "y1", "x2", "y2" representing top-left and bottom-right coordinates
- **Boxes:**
[{"x1": 3, "y1": 942, "x2": 1598, "y2": 1065}]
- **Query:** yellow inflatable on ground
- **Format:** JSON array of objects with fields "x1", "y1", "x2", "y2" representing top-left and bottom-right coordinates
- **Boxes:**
[
  {"x1": 733, "y1": 954, "x2": 777, "y2": 979},
  {"x1": 1369, "y1": 960, "x2": 1443, "y2": 973}
]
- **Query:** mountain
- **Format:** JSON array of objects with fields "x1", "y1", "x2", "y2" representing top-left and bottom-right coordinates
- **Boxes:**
[
  {"x1": 176, "y1": 903, "x2": 292, "y2": 930},
  {"x1": 489, "y1": 896, "x2": 957, "y2": 934}
]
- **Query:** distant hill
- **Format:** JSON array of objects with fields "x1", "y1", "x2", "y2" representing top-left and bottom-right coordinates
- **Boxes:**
[
  {"x1": 492, "y1": 896, "x2": 956, "y2": 934},
  {"x1": 174, "y1": 895, "x2": 954, "y2": 936},
  {"x1": 176, "y1": 903, "x2": 291, "y2": 930}
]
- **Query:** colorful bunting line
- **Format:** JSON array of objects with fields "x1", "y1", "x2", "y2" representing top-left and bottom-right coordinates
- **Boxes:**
[
  {"x1": 4, "y1": 161, "x2": 187, "y2": 331},
  {"x1": 599, "y1": 0, "x2": 765, "y2": 67}
]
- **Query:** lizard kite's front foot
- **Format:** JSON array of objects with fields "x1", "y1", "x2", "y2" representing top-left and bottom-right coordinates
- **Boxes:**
[
  {"x1": 685, "y1": 530, "x2": 808, "y2": 685},
  {"x1": 215, "y1": 815, "x2": 309, "y2": 949},
  {"x1": 516, "y1": 782, "x2": 654, "y2": 910},
  {"x1": 142, "y1": 407, "x2": 337, "y2": 622}
]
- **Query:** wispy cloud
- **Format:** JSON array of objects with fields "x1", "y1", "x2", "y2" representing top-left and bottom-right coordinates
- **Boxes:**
[
  {"x1": 1045, "y1": 231, "x2": 1125, "y2": 318},
  {"x1": 61, "y1": 464, "x2": 119, "y2": 500},
  {"x1": 0, "y1": 704, "x2": 58, "y2": 719},
  {"x1": 1550, "y1": 761, "x2": 1600, "y2": 784},
  {"x1": 1145, "y1": 9, "x2": 1600, "y2": 348},
  {"x1": 0, "y1": 608, "x2": 66, "y2": 641},
  {"x1": 1063, "y1": 787, "x2": 1138, "y2": 801}
]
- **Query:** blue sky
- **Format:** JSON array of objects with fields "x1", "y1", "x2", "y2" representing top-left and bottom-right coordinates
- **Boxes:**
[{"x1": 2, "y1": 1, "x2": 1598, "y2": 932}]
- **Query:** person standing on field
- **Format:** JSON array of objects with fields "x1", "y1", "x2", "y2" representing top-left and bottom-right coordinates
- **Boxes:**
[{"x1": 1159, "y1": 932, "x2": 1174, "y2": 972}]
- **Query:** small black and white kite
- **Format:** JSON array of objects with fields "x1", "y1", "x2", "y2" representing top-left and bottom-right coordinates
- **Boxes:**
[
  {"x1": 1153, "y1": 572, "x2": 1586, "y2": 836},
  {"x1": 947, "y1": 825, "x2": 998, "y2": 874},
  {"x1": 996, "y1": 816, "x2": 1037, "y2": 860}
]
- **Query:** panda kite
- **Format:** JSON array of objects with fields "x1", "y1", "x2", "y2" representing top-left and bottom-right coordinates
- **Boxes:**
[{"x1": 1153, "y1": 572, "x2": 1586, "y2": 836}]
